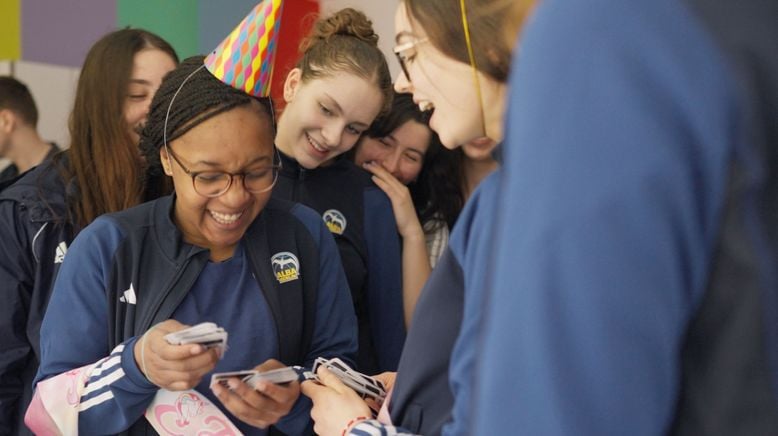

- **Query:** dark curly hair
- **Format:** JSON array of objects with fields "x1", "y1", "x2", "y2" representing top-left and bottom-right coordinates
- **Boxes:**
[
  {"x1": 356, "y1": 92, "x2": 464, "y2": 229},
  {"x1": 139, "y1": 56, "x2": 274, "y2": 198}
]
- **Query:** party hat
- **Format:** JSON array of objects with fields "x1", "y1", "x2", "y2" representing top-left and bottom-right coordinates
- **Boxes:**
[{"x1": 205, "y1": 0, "x2": 284, "y2": 97}]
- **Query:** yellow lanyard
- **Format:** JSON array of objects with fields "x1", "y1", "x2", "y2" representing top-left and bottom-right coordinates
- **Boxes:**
[{"x1": 460, "y1": 0, "x2": 487, "y2": 137}]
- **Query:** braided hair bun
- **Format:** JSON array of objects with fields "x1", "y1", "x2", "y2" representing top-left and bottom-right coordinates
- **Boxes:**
[
  {"x1": 295, "y1": 8, "x2": 392, "y2": 116},
  {"x1": 299, "y1": 8, "x2": 379, "y2": 52}
]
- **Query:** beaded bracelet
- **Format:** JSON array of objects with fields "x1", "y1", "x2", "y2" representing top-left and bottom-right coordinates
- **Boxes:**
[{"x1": 341, "y1": 416, "x2": 370, "y2": 436}]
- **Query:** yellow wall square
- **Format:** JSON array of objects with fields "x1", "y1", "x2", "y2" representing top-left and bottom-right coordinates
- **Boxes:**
[{"x1": 0, "y1": 0, "x2": 21, "y2": 60}]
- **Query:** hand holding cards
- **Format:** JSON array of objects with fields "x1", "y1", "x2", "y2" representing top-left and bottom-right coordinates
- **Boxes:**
[
  {"x1": 164, "y1": 322, "x2": 228, "y2": 353},
  {"x1": 209, "y1": 357, "x2": 386, "y2": 404}
]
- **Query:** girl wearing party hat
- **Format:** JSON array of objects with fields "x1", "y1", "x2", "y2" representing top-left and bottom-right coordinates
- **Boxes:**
[
  {"x1": 26, "y1": 31, "x2": 357, "y2": 436},
  {"x1": 205, "y1": 2, "x2": 403, "y2": 377},
  {"x1": 26, "y1": 53, "x2": 358, "y2": 436}
]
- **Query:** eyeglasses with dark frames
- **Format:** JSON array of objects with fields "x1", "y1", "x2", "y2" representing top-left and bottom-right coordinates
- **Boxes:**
[
  {"x1": 164, "y1": 144, "x2": 282, "y2": 198},
  {"x1": 393, "y1": 38, "x2": 428, "y2": 82}
]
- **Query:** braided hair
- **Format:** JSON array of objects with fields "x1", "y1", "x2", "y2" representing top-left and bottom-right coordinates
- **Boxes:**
[{"x1": 139, "y1": 56, "x2": 274, "y2": 198}]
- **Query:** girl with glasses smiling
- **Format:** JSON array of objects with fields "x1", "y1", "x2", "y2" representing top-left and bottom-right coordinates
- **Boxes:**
[{"x1": 26, "y1": 55, "x2": 357, "y2": 435}]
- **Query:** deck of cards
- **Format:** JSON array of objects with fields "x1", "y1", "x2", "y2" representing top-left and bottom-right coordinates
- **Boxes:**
[
  {"x1": 312, "y1": 357, "x2": 387, "y2": 402},
  {"x1": 211, "y1": 366, "x2": 309, "y2": 389},
  {"x1": 164, "y1": 322, "x2": 228, "y2": 353},
  {"x1": 208, "y1": 357, "x2": 386, "y2": 403}
]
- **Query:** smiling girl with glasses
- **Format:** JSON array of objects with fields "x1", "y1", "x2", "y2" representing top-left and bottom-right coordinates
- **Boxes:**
[{"x1": 26, "y1": 55, "x2": 358, "y2": 436}]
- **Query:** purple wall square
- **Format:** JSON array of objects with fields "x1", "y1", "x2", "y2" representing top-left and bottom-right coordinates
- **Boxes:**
[{"x1": 22, "y1": 0, "x2": 116, "y2": 67}]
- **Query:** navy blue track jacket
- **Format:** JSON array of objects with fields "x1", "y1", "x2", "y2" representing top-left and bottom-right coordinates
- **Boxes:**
[
  {"x1": 32, "y1": 194, "x2": 357, "y2": 435},
  {"x1": 0, "y1": 159, "x2": 75, "y2": 436},
  {"x1": 273, "y1": 153, "x2": 405, "y2": 374}
]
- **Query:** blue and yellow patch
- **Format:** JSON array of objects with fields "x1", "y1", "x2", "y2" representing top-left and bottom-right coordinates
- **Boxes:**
[
  {"x1": 322, "y1": 209, "x2": 347, "y2": 235},
  {"x1": 271, "y1": 251, "x2": 300, "y2": 284}
]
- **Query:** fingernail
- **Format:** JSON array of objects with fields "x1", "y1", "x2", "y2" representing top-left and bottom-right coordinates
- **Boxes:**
[{"x1": 227, "y1": 379, "x2": 239, "y2": 390}]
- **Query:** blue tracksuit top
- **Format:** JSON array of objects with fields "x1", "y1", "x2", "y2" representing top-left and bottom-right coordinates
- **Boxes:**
[
  {"x1": 386, "y1": 171, "x2": 500, "y2": 436},
  {"x1": 35, "y1": 196, "x2": 357, "y2": 435}
]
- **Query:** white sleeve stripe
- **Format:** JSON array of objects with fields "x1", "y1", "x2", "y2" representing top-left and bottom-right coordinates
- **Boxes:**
[
  {"x1": 78, "y1": 390, "x2": 115, "y2": 412},
  {"x1": 351, "y1": 422, "x2": 388, "y2": 436},
  {"x1": 83, "y1": 368, "x2": 125, "y2": 397},
  {"x1": 351, "y1": 427, "x2": 383, "y2": 436},
  {"x1": 351, "y1": 420, "x2": 417, "y2": 436},
  {"x1": 90, "y1": 354, "x2": 121, "y2": 377}
]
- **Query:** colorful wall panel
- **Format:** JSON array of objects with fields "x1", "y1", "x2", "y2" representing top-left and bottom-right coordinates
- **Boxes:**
[
  {"x1": 3, "y1": 0, "x2": 322, "y2": 102},
  {"x1": 3, "y1": 1, "x2": 321, "y2": 71},
  {"x1": 0, "y1": 0, "x2": 21, "y2": 60},
  {"x1": 117, "y1": 0, "x2": 199, "y2": 60},
  {"x1": 1, "y1": 1, "x2": 396, "y2": 158},
  {"x1": 198, "y1": 0, "x2": 260, "y2": 56},
  {"x1": 22, "y1": 0, "x2": 115, "y2": 67}
]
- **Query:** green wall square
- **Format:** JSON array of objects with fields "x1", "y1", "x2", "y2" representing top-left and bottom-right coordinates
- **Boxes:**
[{"x1": 118, "y1": 0, "x2": 200, "y2": 60}]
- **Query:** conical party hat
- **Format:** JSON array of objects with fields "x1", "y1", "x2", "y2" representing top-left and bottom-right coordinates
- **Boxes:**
[{"x1": 205, "y1": 0, "x2": 284, "y2": 97}]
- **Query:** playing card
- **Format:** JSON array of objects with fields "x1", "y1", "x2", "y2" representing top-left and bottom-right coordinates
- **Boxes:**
[
  {"x1": 312, "y1": 357, "x2": 387, "y2": 401},
  {"x1": 210, "y1": 366, "x2": 311, "y2": 390},
  {"x1": 244, "y1": 367, "x2": 301, "y2": 387},
  {"x1": 164, "y1": 322, "x2": 228, "y2": 352},
  {"x1": 210, "y1": 370, "x2": 257, "y2": 388}
]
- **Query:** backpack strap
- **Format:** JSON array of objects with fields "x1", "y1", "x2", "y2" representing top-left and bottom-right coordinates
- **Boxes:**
[
  {"x1": 246, "y1": 205, "x2": 319, "y2": 436},
  {"x1": 245, "y1": 204, "x2": 318, "y2": 365}
]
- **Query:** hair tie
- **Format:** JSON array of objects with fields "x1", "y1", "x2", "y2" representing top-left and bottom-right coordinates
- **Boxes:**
[{"x1": 341, "y1": 416, "x2": 370, "y2": 435}]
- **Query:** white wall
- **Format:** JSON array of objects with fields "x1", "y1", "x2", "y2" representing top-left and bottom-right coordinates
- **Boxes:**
[
  {"x1": 13, "y1": 61, "x2": 80, "y2": 150},
  {"x1": 1, "y1": 60, "x2": 78, "y2": 166},
  {"x1": 321, "y1": 0, "x2": 401, "y2": 79}
]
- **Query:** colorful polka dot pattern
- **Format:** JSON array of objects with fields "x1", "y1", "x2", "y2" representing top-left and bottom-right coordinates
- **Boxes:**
[{"x1": 204, "y1": 0, "x2": 284, "y2": 97}]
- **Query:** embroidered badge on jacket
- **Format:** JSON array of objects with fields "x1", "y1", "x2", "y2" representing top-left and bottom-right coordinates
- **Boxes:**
[
  {"x1": 271, "y1": 252, "x2": 300, "y2": 283},
  {"x1": 322, "y1": 209, "x2": 347, "y2": 235}
]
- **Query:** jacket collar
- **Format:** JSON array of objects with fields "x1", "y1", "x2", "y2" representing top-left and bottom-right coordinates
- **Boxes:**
[
  {"x1": 278, "y1": 149, "x2": 353, "y2": 180},
  {"x1": 151, "y1": 194, "x2": 277, "y2": 262},
  {"x1": 151, "y1": 194, "x2": 209, "y2": 261}
]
